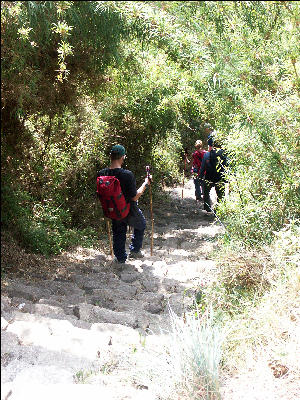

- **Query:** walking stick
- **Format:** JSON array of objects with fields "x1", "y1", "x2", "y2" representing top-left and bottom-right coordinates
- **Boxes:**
[
  {"x1": 106, "y1": 218, "x2": 113, "y2": 258},
  {"x1": 182, "y1": 148, "x2": 188, "y2": 199},
  {"x1": 146, "y1": 166, "x2": 154, "y2": 256}
]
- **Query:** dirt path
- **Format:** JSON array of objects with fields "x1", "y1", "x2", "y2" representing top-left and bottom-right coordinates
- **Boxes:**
[{"x1": 1, "y1": 179, "x2": 224, "y2": 400}]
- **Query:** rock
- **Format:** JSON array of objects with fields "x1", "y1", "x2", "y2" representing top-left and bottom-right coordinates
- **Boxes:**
[
  {"x1": 34, "y1": 304, "x2": 71, "y2": 319},
  {"x1": 10, "y1": 297, "x2": 34, "y2": 313},
  {"x1": 152, "y1": 261, "x2": 166, "y2": 270},
  {"x1": 1, "y1": 382, "x2": 156, "y2": 400},
  {"x1": 1, "y1": 295, "x2": 12, "y2": 312},
  {"x1": 90, "y1": 254, "x2": 107, "y2": 265},
  {"x1": 1, "y1": 316, "x2": 9, "y2": 330},
  {"x1": 165, "y1": 237, "x2": 179, "y2": 248},
  {"x1": 1, "y1": 351, "x2": 15, "y2": 367},
  {"x1": 71, "y1": 274, "x2": 105, "y2": 290},
  {"x1": 1, "y1": 331, "x2": 21, "y2": 369},
  {"x1": 120, "y1": 271, "x2": 140, "y2": 283},
  {"x1": 113, "y1": 299, "x2": 141, "y2": 313},
  {"x1": 1, "y1": 330, "x2": 20, "y2": 350},
  {"x1": 90, "y1": 296, "x2": 115, "y2": 310},
  {"x1": 109, "y1": 281, "x2": 138, "y2": 297},
  {"x1": 39, "y1": 280, "x2": 85, "y2": 297},
  {"x1": 165, "y1": 293, "x2": 186, "y2": 316},
  {"x1": 91, "y1": 287, "x2": 134, "y2": 301},
  {"x1": 4, "y1": 282, "x2": 52, "y2": 303},
  {"x1": 136, "y1": 293, "x2": 165, "y2": 303},
  {"x1": 180, "y1": 240, "x2": 197, "y2": 250},
  {"x1": 143, "y1": 302, "x2": 163, "y2": 314},
  {"x1": 161, "y1": 278, "x2": 180, "y2": 293},
  {"x1": 75, "y1": 304, "x2": 139, "y2": 328},
  {"x1": 140, "y1": 277, "x2": 159, "y2": 292},
  {"x1": 13, "y1": 365, "x2": 75, "y2": 385},
  {"x1": 6, "y1": 314, "x2": 109, "y2": 361},
  {"x1": 90, "y1": 322, "x2": 140, "y2": 345},
  {"x1": 38, "y1": 297, "x2": 78, "y2": 315}
]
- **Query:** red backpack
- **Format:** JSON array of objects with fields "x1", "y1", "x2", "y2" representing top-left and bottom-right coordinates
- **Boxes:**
[
  {"x1": 192, "y1": 150, "x2": 206, "y2": 173},
  {"x1": 96, "y1": 175, "x2": 130, "y2": 220}
]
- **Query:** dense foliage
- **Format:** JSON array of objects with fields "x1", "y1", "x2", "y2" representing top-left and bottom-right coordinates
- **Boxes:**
[{"x1": 1, "y1": 1, "x2": 299, "y2": 254}]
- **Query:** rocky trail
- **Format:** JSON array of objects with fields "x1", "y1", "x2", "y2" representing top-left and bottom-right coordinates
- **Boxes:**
[{"x1": 1, "y1": 180, "x2": 224, "y2": 400}]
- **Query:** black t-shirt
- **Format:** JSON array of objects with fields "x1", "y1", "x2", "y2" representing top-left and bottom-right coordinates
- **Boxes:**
[{"x1": 97, "y1": 167, "x2": 137, "y2": 202}]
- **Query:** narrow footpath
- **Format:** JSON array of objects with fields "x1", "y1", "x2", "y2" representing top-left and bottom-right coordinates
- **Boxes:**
[{"x1": 1, "y1": 179, "x2": 224, "y2": 400}]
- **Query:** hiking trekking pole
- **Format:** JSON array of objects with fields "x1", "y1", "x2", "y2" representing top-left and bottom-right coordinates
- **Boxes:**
[
  {"x1": 146, "y1": 166, "x2": 154, "y2": 256},
  {"x1": 106, "y1": 218, "x2": 113, "y2": 258},
  {"x1": 182, "y1": 148, "x2": 188, "y2": 199},
  {"x1": 182, "y1": 160, "x2": 185, "y2": 199}
]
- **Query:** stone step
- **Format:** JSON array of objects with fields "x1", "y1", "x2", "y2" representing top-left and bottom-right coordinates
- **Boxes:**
[
  {"x1": 1, "y1": 329, "x2": 97, "y2": 386},
  {"x1": 2, "y1": 311, "x2": 170, "y2": 398},
  {"x1": 2, "y1": 379, "x2": 155, "y2": 400},
  {"x1": 6, "y1": 311, "x2": 144, "y2": 361}
]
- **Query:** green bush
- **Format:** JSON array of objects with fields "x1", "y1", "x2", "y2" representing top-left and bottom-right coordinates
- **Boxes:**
[
  {"x1": 1, "y1": 178, "x2": 99, "y2": 256},
  {"x1": 2, "y1": 0, "x2": 298, "y2": 255}
]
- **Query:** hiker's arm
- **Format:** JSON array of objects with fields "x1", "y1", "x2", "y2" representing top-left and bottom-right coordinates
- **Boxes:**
[{"x1": 131, "y1": 176, "x2": 152, "y2": 201}]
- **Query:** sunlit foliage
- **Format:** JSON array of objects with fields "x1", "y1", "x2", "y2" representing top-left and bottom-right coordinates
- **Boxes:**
[{"x1": 1, "y1": 1, "x2": 299, "y2": 253}]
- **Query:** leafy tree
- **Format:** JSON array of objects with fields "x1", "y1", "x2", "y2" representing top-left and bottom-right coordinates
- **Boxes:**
[{"x1": 1, "y1": 1, "x2": 299, "y2": 254}]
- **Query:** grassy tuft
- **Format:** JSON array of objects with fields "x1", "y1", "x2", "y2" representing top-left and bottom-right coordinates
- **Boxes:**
[{"x1": 167, "y1": 303, "x2": 225, "y2": 400}]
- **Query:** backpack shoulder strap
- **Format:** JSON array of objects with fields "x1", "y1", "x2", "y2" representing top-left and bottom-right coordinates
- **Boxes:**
[
  {"x1": 198, "y1": 151, "x2": 204, "y2": 161},
  {"x1": 104, "y1": 168, "x2": 112, "y2": 176},
  {"x1": 100, "y1": 168, "x2": 120, "y2": 178},
  {"x1": 209, "y1": 149, "x2": 214, "y2": 161}
]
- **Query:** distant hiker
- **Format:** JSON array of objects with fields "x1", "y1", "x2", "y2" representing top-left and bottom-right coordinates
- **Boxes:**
[
  {"x1": 191, "y1": 140, "x2": 206, "y2": 200},
  {"x1": 181, "y1": 147, "x2": 190, "y2": 199},
  {"x1": 97, "y1": 145, "x2": 152, "y2": 264},
  {"x1": 199, "y1": 135, "x2": 227, "y2": 212}
]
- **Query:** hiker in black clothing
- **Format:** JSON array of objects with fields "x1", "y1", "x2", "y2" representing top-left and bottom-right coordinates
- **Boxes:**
[
  {"x1": 191, "y1": 140, "x2": 206, "y2": 200},
  {"x1": 199, "y1": 135, "x2": 227, "y2": 212},
  {"x1": 97, "y1": 145, "x2": 152, "y2": 264}
]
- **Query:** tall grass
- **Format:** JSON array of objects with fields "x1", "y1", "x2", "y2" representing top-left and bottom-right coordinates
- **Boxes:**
[{"x1": 167, "y1": 304, "x2": 225, "y2": 400}]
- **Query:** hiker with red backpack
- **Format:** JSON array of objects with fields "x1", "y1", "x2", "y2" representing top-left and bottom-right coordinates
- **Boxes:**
[
  {"x1": 191, "y1": 139, "x2": 206, "y2": 200},
  {"x1": 97, "y1": 145, "x2": 151, "y2": 265},
  {"x1": 199, "y1": 134, "x2": 227, "y2": 213}
]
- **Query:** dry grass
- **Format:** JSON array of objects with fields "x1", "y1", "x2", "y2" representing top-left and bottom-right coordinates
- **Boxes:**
[
  {"x1": 216, "y1": 251, "x2": 274, "y2": 292},
  {"x1": 219, "y1": 225, "x2": 300, "y2": 399},
  {"x1": 220, "y1": 271, "x2": 300, "y2": 399}
]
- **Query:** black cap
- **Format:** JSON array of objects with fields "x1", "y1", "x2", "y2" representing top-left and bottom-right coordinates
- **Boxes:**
[{"x1": 207, "y1": 135, "x2": 214, "y2": 146}]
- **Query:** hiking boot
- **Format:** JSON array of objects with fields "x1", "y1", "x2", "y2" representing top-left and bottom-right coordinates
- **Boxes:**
[
  {"x1": 203, "y1": 209, "x2": 213, "y2": 216},
  {"x1": 106, "y1": 257, "x2": 126, "y2": 267},
  {"x1": 128, "y1": 250, "x2": 144, "y2": 259}
]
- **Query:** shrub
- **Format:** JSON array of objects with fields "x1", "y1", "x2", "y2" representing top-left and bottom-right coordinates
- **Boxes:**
[
  {"x1": 1, "y1": 178, "x2": 99, "y2": 256},
  {"x1": 167, "y1": 304, "x2": 224, "y2": 400}
]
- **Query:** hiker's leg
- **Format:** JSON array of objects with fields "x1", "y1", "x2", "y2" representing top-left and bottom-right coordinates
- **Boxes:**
[
  {"x1": 215, "y1": 181, "x2": 225, "y2": 203},
  {"x1": 203, "y1": 181, "x2": 213, "y2": 211},
  {"x1": 111, "y1": 219, "x2": 127, "y2": 262},
  {"x1": 200, "y1": 179, "x2": 204, "y2": 197},
  {"x1": 129, "y1": 227, "x2": 145, "y2": 253},
  {"x1": 128, "y1": 207, "x2": 146, "y2": 253},
  {"x1": 194, "y1": 178, "x2": 202, "y2": 199}
]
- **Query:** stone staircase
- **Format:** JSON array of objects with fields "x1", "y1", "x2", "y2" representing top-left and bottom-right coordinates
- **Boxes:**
[{"x1": 1, "y1": 179, "x2": 223, "y2": 400}]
